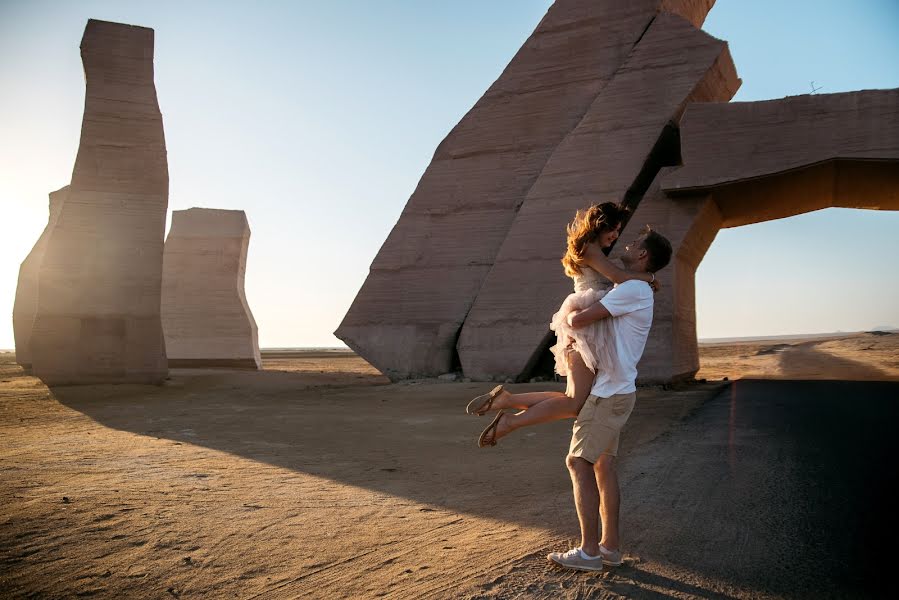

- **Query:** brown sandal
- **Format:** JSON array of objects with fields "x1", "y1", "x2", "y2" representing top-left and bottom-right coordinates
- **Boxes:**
[
  {"x1": 478, "y1": 410, "x2": 506, "y2": 447},
  {"x1": 466, "y1": 384, "x2": 505, "y2": 416}
]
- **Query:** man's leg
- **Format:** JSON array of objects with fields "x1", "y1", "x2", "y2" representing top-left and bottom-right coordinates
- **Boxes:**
[
  {"x1": 546, "y1": 454, "x2": 603, "y2": 571},
  {"x1": 566, "y1": 454, "x2": 600, "y2": 556},
  {"x1": 594, "y1": 454, "x2": 621, "y2": 551},
  {"x1": 550, "y1": 392, "x2": 634, "y2": 568}
]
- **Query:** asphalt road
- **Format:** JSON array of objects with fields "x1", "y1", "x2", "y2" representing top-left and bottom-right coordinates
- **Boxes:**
[{"x1": 619, "y1": 379, "x2": 898, "y2": 599}]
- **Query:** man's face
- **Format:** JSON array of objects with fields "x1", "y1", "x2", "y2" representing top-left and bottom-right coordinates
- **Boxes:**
[{"x1": 621, "y1": 235, "x2": 646, "y2": 268}]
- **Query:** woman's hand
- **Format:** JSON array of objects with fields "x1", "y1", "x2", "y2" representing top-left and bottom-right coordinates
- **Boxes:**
[{"x1": 649, "y1": 279, "x2": 661, "y2": 293}]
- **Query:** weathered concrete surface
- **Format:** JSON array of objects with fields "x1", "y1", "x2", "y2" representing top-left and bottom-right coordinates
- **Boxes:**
[
  {"x1": 612, "y1": 179, "x2": 722, "y2": 383},
  {"x1": 162, "y1": 208, "x2": 261, "y2": 369},
  {"x1": 12, "y1": 187, "x2": 68, "y2": 371},
  {"x1": 337, "y1": 0, "x2": 717, "y2": 381},
  {"x1": 662, "y1": 89, "x2": 899, "y2": 225},
  {"x1": 634, "y1": 89, "x2": 899, "y2": 382},
  {"x1": 29, "y1": 19, "x2": 169, "y2": 385},
  {"x1": 458, "y1": 12, "x2": 740, "y2": 381}
]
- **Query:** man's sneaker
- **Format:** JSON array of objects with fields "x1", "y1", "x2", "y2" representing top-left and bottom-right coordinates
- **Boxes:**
[
  {"x1": 598, "y1": 544, "x2": 623, "y2": 567},
  {"x1": 547, "y1": 547, "x2": 603, "y2": 572}
]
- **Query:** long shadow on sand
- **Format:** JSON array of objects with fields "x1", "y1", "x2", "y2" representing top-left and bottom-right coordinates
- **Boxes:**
[
  {"x1": 50, "y1": 370, "x2": 580, "y2": 532},
  {"x1": 50, "y1": 372, "x2": 898, "y2": 598}
]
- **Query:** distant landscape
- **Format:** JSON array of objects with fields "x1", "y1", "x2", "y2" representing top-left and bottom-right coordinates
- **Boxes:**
[
  {"x1": 698, "y1": 327, "x2": 898, "y2": 344},
  {"x1": 3, "y1": 329, "x2": 897, "y2": 356},
  {"x1": 696, "y1": 330, "x2": 898, "y2": 381}
]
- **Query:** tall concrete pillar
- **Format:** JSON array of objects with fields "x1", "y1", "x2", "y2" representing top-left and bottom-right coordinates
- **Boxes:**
[
  {"x1": 162, "y1": 208, "x2": 261, "y2": 369},
  {"x1": 12, "y1": 187, "x2": 68, "y2": 372},
  {"x1": 30, "y1": 20, "x2": 169, "y2": 385}
]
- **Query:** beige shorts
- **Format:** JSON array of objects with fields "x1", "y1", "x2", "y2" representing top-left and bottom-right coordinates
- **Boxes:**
[{"x1": 569, "y1": 391, "x2": 637, "y2": 462}]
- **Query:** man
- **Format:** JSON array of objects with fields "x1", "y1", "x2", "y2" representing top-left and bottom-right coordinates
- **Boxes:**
[{"x1": 548, "y1": 225, "x2": 672, "y2": 572}]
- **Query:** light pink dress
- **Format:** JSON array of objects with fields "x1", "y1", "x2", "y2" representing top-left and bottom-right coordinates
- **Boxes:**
[{"x1": 549, "y1": 266, "x2": 617, "y2": 377}]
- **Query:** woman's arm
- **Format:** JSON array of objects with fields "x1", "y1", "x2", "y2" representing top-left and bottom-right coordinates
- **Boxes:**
[{"x1": 580, "y1": 242, "x2": 654, "y2": 285}]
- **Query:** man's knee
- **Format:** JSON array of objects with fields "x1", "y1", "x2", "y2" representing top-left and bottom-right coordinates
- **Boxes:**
[
  {"x1": 594, "y1": 454, "x2": 615, "y2": 476},
  {"x1": 566, "y1": 453, "x2": 592, "y2": 471}
]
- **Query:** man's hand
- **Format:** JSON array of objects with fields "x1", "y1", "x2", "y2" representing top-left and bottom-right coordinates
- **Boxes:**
[
  {"x1": 568, "y1": 302, "x2": 613, "y2": 328},
  {"x1": 566, "y1": 310, "x2": 581, "y2": 328}
]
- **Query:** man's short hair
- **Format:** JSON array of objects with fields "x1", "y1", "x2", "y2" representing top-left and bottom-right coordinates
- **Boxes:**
[{"x1": 640, "y1": 226, "x2": 672, "y2": 273}]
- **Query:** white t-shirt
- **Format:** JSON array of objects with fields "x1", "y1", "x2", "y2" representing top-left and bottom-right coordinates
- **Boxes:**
[{"x1": 590, "y1": 279, "x2": 654, "y2": 398}]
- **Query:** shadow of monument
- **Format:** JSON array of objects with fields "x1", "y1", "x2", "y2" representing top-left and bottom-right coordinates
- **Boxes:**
[{"x1": 49, "y1": 373, "x2": 579, "y2": 534}]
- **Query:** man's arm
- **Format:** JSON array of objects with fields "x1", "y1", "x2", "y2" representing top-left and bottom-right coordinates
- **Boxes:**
[
  {"x1": 569, "y1": 280, "x2": 654, "y2": 328},
  {"x1": 568, "y1": 301, "x2": 612, "y2": 328}
]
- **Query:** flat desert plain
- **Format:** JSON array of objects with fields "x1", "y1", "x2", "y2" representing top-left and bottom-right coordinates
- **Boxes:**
[
  {"x1": 696, "y1": 330, "x2": 899, "y2": 381},
  {"x1": 1, "y1": 332, "x2": 896, "y2": 599}
]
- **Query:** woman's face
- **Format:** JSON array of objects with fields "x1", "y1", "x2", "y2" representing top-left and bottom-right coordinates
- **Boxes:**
[{"x1": 599, "y1": 222, "x2": 622, "y2": 248}]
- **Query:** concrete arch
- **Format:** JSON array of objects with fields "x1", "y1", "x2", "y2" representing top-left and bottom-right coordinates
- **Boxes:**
[{"x1": 626, "y1": 89, "x2": 899, "y2": 382}]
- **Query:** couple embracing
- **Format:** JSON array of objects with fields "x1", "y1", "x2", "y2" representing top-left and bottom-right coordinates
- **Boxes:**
[{"x1": 465, "y1": 202, "x2": 672, "y2": 572}]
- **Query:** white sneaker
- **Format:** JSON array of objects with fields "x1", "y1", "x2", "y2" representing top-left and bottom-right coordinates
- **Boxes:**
[
  {"x1": 598, "y1": 544, "x2": 623, "y2": 567},
  {"x1": 547, "y1": 547, "x2": 603, "y2": 572}
]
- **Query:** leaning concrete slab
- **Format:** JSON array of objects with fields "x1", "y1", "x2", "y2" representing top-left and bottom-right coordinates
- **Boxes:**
[
  {"x1": 29, "y1": 20, "x2": 169, "y2": 385},
  {"x1": 336, "y1": 0, "x2": 717, "y2": 380},
  {"x1": 162, "y1": 208, "x2": 261, "y2": 369},
  {"x1": 457, "y1": 11, "x2": 740, "y2": 381},
  {"x1": 13, "y1": 187, "x2": 68, "y2": 371}
]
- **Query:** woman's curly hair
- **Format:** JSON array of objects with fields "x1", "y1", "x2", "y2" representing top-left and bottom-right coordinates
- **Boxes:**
[{"x1": 561, "y1": 202, "x2": 629, "y2": 277}]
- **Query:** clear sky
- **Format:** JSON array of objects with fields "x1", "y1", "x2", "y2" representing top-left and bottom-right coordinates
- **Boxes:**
[{"x1": 1, "y1": 0, "x2": 897, "y2": 350}]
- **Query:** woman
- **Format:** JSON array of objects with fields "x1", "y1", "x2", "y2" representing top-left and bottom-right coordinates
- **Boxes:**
[{"x1": 467, "y1": 202, "x2": 657, "y2": 446}]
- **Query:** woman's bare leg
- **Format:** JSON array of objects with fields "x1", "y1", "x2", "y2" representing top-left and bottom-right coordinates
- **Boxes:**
[
  {"x1": 566, "y1": 348, "x2": 596, "y2": 409},
  {"x1": 490, "y1": 390, "x2": 567, "y2": 411},
  {"x1": 491, "y1": 348, "x2": 596, "y2": 442}
]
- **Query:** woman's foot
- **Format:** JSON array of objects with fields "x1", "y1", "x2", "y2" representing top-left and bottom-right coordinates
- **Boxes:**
[
  {"x1": 466, "y1": 385, "x2": 509, "y2": 415},
  {"x1": 477, "y1": 411, "x2": 507, "y2": 447}
]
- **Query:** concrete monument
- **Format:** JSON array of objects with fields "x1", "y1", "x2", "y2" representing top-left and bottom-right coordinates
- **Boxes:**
[
  {"x1": 340, "y1": 2, "x2": 898, "y2": 383},
  {"x1": 161, "y1": 208, "x2": 261, "y2": 369},
  {"x1": 12, "y1": 187, "x2": 68, "y2": 372},
  {"x1": 458, "y1": 11, "x2": 740, "y2": 380},
  {"x1": 29, "y1": 19, "x2": 169, "y2": 385},
  {"x1": 337, "y1": 0, "x2": 721, "y2": 380}
]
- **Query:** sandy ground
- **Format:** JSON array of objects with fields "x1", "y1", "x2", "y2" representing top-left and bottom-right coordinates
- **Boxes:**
[
  {"x1": 696, "y1": 331, "x2": 899, "y2": 382},
  {"x1": 0, "y1": 332, "x2": 895, "y2": 599}
]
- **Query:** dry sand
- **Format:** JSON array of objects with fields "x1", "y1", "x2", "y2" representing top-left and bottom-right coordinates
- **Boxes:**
[
  {"x1": 1, "y1": 332, "x2": 895, "y2": 599},
  {"x1": 697, "y1": 331, "x2": 899, "y2": 382}
]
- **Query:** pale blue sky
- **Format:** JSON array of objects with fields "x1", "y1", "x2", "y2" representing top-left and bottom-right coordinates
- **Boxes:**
[{"x1": 1, "y1": 0, "x2": 897, "y2": 349}]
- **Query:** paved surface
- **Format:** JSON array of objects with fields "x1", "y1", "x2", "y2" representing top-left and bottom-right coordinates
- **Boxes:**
[{"x1": 618, "y1": 379, "x2": 898, "y2": 599}]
